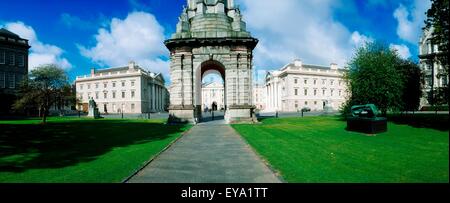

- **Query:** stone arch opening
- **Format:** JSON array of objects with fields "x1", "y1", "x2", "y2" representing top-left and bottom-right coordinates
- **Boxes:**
[{"x1": 195, "y1": 60, "x2": 226, "y2": 122}]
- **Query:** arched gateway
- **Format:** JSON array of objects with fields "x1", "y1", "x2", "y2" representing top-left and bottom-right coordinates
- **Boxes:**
[{"x1": 166, "y1": 0, "x2": 258, "y2": 124}]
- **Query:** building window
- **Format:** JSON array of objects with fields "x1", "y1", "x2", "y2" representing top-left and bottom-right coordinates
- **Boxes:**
[
  {"x1": 314, "y1": 101, "x2": 317, "y2": 105},
  {"x1": 122, "y1": 81, "x2": 125, "y2": 87},
  {"x1": 294, "y1": 78, "x2": 298, "y2": 84},
  {"x1": 9, "y1": 53, "x2": 15, "y2": 65},
  {"x1": 331, "y1": 90, "x2": 334, "y2": 96},
  {"x1": 314, "y1": 80, "x2": 317, "y2": 85},
  {"x1": 305, "y1": 101, "x2": 308, "y2": 105},
  {"x1": 87, "y1": 93, "x2": 91, "y2": 99},
  {"x1": 131, "y1": 91, "x2": 135, "y2": 98},
  {"x1": 18, "y1": 54, "x2": 24, "y2": 67},
  {"x1": 323, "y1": 89, "x2": 326, "y2": 95},
  {"x1": 339, "y1": 90, "x2": 342, "y2": 96},
  {"x1": 304, "y1": 79, "x2": 307, "y2": 85},
  {"x1": 122, "y1": 92, "x2": 125, "y2": 98},
  {"x1": 95, "y1": 83, "x2": 99, "y2": 89},
  {"x1": 322, "y1": 79, "x2": 326, "y2": 85},
  {"x1": 0, "y1": 72, "x2": 5, "y2": 88},
  {"x1": 80, "y1": 94, "x2": 83, "y2": 100},
  {"x1": 314, "y1": 89, "x2": 317, "y2": 96},
  {"x1": 131, "y1": 81, "x2": 135, "y2": 86},
  {"x1": 112, "y1": 82, "x2": 116, "y2": 87},
  {"x1": 304, "y1": 89, "x2": 308, "y2": 96},
  {"x1": 80, "y1": 84, "x2": 84, "y2": 90},
  {"x1": 104, "y1": 92, "x2": 107, "y2": 99},
  {"x1": 0, "y1": 50, "x2": 5, "y2": 64},
  {"x1": 8, "y1": 73, "x2": 15, "y2": 88},
  {"x1": 95, "y1": 92, "x2": 99, "y2": 99},
  {"x1": 15, "y1": 74, "x2": 22, "y2": 87},
  {"x1": 112, "y1": 92, "x2": 116, "y2": 99},
  {"x1": 331, "y1": 80, "x2": 334, "y2": 86},
  {"x1": 131, "y1": 103, "x2": 135, "y2": 110},
  {"x1": 295, "y1": 104, "x2": 298, "y2": 108},
  {"x1": 295, "y1": 89, "x2": 298, "y2": 96},
  {"x1": 104, "y1": 83, "x2": 107, "y2": 88},
  {"x1": 87, "y1": 84, "x2": 91, "y2": 89}
]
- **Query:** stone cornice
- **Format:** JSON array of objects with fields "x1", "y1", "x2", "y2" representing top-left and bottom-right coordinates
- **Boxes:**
[{"x1": 165, "y1": 37, "x2": 258, "y2": 51}]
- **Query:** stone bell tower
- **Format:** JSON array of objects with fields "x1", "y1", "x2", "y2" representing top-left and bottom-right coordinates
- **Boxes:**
[{"x1": 166, "y1": 0, "x2": 258, "y2": 124}]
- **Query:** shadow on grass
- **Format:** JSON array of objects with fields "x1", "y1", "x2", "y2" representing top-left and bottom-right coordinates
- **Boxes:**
[
  {"x1": 0, "y1": 119, "x2": 187, "y2": 172},
  {"x1": 387, "y1": 114, "x2": 449, "y2": 131}
]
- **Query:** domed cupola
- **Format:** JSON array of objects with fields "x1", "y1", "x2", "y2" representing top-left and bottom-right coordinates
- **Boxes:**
[{"x1": 172, "y1": 0, "x2": 250, "y2": 39}]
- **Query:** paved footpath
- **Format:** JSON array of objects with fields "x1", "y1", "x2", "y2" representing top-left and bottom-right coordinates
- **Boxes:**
[{"x1": 127, "y1": 120, "x2": 281, "y2": 183}]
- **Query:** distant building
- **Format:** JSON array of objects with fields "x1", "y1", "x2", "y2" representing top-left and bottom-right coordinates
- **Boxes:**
[
  {"x1": 0, "y1": 28, "x2": 31, "y2": 115},
  {"x1": 253, "y1": 84, "x2": 266, "y2": 110},
  {"x1": 265, "y1": 59, "x2": 348, "y2": 112},
  {"x1": 201, "y1": 81, "x2": 224, "y2": 111},
  {"x1": 418, "y1": 27, "x2": 449, "y2": 106},
  {"x1": 75, "y1": 62, "x2": 168, "y2": 114}
]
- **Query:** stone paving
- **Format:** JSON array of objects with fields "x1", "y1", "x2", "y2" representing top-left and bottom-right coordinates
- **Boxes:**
[{"x1": 127, "y1": 120, "x2": 281, "y2": 183}]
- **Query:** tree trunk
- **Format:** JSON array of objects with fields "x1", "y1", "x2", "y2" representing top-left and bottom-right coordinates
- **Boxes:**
[{"x1": 42, "y1": 107, "x2": 47, "y2": 124}]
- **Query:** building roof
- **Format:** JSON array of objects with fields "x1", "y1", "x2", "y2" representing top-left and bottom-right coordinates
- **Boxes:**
[
  {"x1": 77, "y1": 63, "x2": 165, "y2": 83},
  {"x1": 95, "y1": 66, "x2": 129, "y2": 73},
  {"x1": 0, "y1": 28, "x2": 20, "y2": 39}
]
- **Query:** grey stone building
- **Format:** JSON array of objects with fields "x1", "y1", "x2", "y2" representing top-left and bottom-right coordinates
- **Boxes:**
[
  {"x1": 418, "y1": 27, "x2": 449, "y2": 107},
  {"x1": 0, "y1": 28, "x2": 30, "y2": 115},
  {"x1": 166, "y1": 0, "x2": 258, "y2": 124}
]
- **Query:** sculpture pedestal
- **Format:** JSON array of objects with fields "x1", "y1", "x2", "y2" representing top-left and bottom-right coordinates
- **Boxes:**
[
  {"x1": 88, "y1": 107, "x2": 100, "y2": 119},
  {"x1": 347, "y1": 117, "x2": 388, "y2": 134}
]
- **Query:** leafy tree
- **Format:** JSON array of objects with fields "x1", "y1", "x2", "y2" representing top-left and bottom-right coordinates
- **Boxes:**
[
  {"x1": 397, "y1": 60, "x2": 423, "y2": 113},
  {"x1": 13, "y1": 64, "x2": 70, "y2": 123},
  {"x1": 344, "y1": 41, "x2": 405, "y2": 116},
  {"x1": 424, "y1": 0, "x2": 449, "y2": 106}
]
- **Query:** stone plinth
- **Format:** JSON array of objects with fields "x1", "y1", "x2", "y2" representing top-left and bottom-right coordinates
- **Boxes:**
[
  {"x1": 168, "y1": 106, "x2": 197, "y2": 124},
  {"x1": 347, "y1": 117, "x2": 388, "y2": 134}
]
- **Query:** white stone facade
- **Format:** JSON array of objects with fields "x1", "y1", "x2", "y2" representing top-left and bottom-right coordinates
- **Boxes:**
[
  {"x1": 265, "y1": 59, "x2": 348, "y2": 112},
  {"x1": 253, "y1": 84, "x2": 266, "y2": 110},
  {"x1": 201, "y1": 82, "x2": 225, "y2": 110},
  {"x1": 419, "y1": 27, "x2": 449, "y2": 106},
  {"x1": 75, "y1": 62, "x2": 168, "y2": 114}
]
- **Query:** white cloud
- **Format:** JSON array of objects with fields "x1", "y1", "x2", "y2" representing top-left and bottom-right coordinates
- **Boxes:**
[
  {"x1": 390, "y1": 44, "x2": 412, "y2": 59},
  {"x1": 350, "y1": 31, "x2": 373, "y2": 47},
  {"x1": 393, "y1": 0, "x2": 431, "y2": 44},
  {"x1": 3, "y1": 21, "x2": 72, "y2": 70},
  {"x1": 79, "y1": 11, "x2": 169, "y2": 79},
  {"x1": 239, "y1": 0, "x2": 365, "y2": 71}
]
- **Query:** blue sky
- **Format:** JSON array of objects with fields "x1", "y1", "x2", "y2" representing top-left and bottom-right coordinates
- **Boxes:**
[{"x1": 0, "y1": 0, "x2": 431, "y2": 84}]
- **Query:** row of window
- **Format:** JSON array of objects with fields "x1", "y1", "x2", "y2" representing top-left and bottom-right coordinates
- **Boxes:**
[
  {"x1": 79, "y1": 80, "x2": 136, "y2": 90},
  {"x1": 293, "y1": 78, "x2": 343, "y2": 86},
  {"x1": 80, "y1": 90, "x2": 136, "y2": 100},
  {"x1": 294, "y1": 101, "x2": 330, "y2": 108},
  {"x1": 0, "y1": 50, "x2": 25, "y2": 67},
  {"x1": 294, "y1": 89, "x2": 343, "y2": 97},
  {"x1": 0, "y1": 72, "x2": 21, "y2": 89}
]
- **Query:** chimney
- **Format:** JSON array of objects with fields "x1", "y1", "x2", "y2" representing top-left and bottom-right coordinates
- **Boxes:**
[
  {"x1": 294, "y1": 59, "x2": 302, "y2": 67},
  {"x1": 330, "y1": 63, "x2": 338, "y2": 70},
  {"x1": 129, "y1": 61, "x2": 136, "y2": 69},
  {"x1": 90, "y1": 67, "x2": 95, "y2": 76}
]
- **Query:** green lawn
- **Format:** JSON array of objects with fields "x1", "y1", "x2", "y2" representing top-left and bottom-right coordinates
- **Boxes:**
[
  {"x1": 0, "y1": 117, "x2": 191, "y2": 183},
  {"x1": 232, "y1": 116, "x2": 449, "y2": 183}
]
